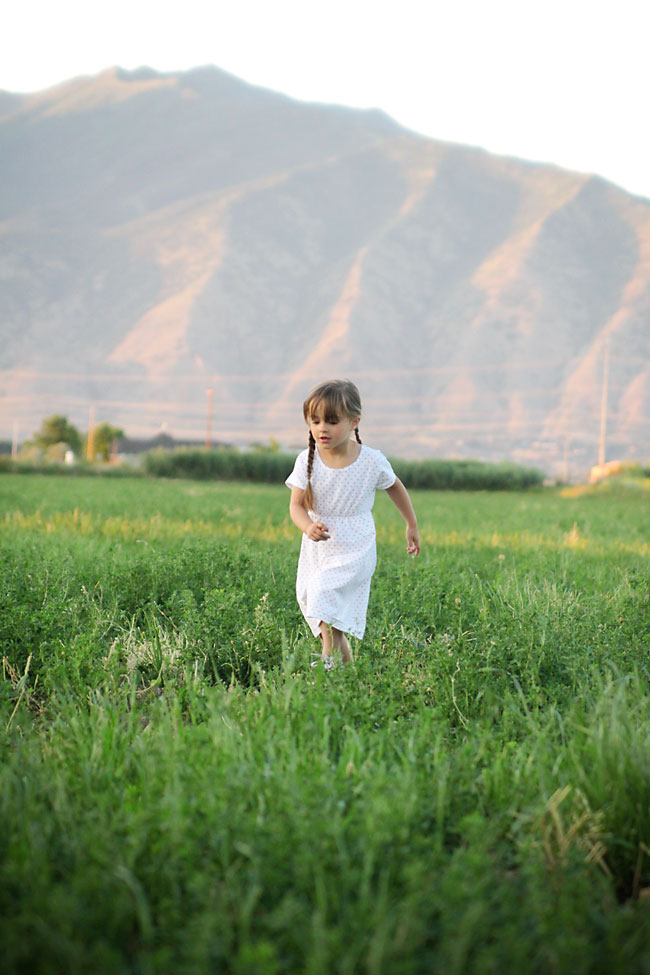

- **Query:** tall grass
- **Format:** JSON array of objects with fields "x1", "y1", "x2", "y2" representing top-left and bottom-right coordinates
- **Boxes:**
[{"x1": 1, "y1": 474, "x2": 650, "y2": 972}]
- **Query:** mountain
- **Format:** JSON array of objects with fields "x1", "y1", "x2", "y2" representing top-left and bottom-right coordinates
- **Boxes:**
[{"x1": 1, "y1": 65, "x2": 649, "y2": 477}]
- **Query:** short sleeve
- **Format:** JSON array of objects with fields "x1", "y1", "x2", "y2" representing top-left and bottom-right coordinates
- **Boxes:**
[
  {"x1": 375, "y1": 450, "x2": 397, "y2": 490},
  {"x1": 285, "y1": 449, "x2": 308, "y2": 491}
]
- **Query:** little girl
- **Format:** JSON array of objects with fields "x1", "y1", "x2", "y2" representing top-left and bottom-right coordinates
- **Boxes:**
[{"x1": 286, "y1": 379, "x2": 420, "y2": 668}]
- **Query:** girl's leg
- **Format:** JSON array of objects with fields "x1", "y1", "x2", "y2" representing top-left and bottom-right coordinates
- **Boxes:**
[
  {"x1": 319, "y1": 621, "x2": 334, "y2": 660},
  {"x1": 318, "y1": 623, "x2": 353, "y2": 666},
  {"x1": 338, "y1": 633, "x2": 353, "y2": 664},
  {"x1": 332, "y1": 628, "x2": 353, "y2": 664}
]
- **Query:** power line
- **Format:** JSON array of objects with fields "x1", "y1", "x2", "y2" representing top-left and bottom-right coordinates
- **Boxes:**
[
  {"x1": 2, "y1": 389, "x2": 648, "y2": 422},
  {"x1": 6, "y1": 356, "x2": 641, "y2": 383}
]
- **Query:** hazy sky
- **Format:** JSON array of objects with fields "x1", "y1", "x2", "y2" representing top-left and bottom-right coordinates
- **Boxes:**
[{"x1": 3, "y1": 0, "x2": 649, "y2": 200}]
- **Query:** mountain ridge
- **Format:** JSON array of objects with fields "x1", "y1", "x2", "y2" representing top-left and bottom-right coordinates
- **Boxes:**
[{"x1": 1, "y1": 66, "x2": 649, "y2": 476}]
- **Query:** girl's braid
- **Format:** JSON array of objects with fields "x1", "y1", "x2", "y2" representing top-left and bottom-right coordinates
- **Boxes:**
[
  {"x1": 305, "y1": 431, "x2": 316, "y2": 510},
  {"x1": 355, "y1": 427, "x2": 362, "y2": 444}
]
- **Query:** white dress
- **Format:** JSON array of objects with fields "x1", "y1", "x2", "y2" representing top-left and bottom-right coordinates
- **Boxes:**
[{"x1": 285, "y1": 444, "x2": 396, "y2": 639}]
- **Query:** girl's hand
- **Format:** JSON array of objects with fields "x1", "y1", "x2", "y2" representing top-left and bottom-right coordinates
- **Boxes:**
[
  {"x1": 306, "y1": 521, "x2": 330, "y2": 542},
  {"x1": 406, "y1": 525, "x2": 420, "y2": 556},
  {"x1": 386, "y1": 479, "x2": 420, "y2": 557}
]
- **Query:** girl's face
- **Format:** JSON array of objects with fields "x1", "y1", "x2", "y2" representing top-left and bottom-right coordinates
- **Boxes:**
[{"x1": 307, "y1": 402, "x2": 360, "y2": 452}]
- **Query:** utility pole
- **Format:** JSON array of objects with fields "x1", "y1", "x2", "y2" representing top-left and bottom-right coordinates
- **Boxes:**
[
  {"x1": 87, "y1": 406, "x2": 96, "y2": 461},
  {"x1": 597, "y1": 338, "x2": 610, "y2": 466},
  {"x1": 205, "y1": 388, "x2": 214, "y2": 448},
  {"x1": 11, "y1": 421, "x2": 18, "y2": 459},
  {"x1": 561, "y1": 432, "x2": 570, "y2": 484}
]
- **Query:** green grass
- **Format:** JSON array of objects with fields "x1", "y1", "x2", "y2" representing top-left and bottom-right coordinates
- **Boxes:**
[{"x1": 1, "y1": 474, "x2": 650, "y2": 973}]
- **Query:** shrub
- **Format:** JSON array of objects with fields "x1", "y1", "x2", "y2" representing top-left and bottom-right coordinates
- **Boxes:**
[
  {"x1": 142, "y1": 448, "x2": 544, "y2": 491},
  {"x1": 390, "y1": 457, "x2": 544, "y2": 491}
]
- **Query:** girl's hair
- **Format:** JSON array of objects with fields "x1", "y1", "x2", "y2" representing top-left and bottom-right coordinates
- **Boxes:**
[{"x1": 303, "y1": 379, "x2": 362, "y2": 510}]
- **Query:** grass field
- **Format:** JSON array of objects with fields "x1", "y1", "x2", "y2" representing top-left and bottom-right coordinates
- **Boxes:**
[{"x1": 1, "y1": 473, "x2": 650, "y2": 973}]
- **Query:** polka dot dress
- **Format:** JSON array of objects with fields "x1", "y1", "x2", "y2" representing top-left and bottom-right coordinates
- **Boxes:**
[{"x1": 285, "y1": 444, "x2": 396, "y2": 639}]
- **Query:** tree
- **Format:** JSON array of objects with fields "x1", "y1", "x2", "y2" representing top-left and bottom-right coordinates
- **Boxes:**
[
  {"x1": 251, "y1": 437, "x2": 281, "y2": 454},
  {"x1": 92, "y1": 423, "x2": 124, "y2": 461},
  {"x1": 33, "y1": 415, "x2": 82, "y2": 454}
]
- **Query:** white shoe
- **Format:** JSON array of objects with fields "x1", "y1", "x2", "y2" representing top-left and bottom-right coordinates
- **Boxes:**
[{"x1": 311, "y1": 657, "x2": 335, "y2": 670}]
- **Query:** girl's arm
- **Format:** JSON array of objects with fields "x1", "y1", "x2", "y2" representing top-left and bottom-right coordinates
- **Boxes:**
[
  {"x1": 289, "y1": 486, "x2": 330, "y2": 541},
  {"x1": 385, "y1": 478, "x2": 420, "y2": 555}
]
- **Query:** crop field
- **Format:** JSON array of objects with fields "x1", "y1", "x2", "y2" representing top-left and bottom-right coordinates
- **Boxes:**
[{"x1": 1, "y1": 472, "x2": 650, "y2": 974}]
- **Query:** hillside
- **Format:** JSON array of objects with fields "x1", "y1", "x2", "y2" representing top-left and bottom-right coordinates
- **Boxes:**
[{"x1": 1, "y1": 65, "x2": 649, "y2": 476}]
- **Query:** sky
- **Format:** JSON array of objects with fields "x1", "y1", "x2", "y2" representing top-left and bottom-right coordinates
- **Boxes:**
[{"x1": 2, "y1": 0, "x2": 649, "y2": 201}]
